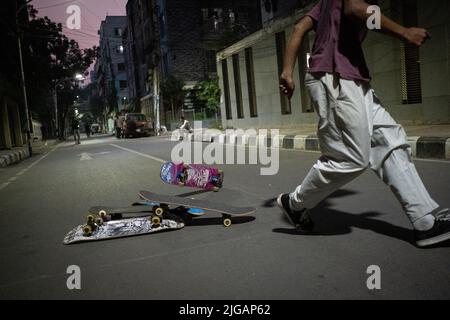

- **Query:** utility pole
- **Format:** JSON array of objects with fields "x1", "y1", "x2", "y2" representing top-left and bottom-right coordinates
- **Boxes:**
[
  {"x1": 152, "y1": 0, "x2": 162, "y2": 135},
  {"x1": 53, "y1": 84, "x2": 58, "y2": 137},
  {"x1": 16, "y1": 0, "x2": 33, "y2": 157}
]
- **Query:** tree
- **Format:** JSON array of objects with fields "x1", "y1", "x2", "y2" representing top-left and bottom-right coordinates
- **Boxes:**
[
  {"x1": 196, "y1": 79, "x2": 221, "y2": 114},
  {"x1": 21, "y1": 5, "x2": 97, "y2": 138},
  {"x1": 161, "y1": 75, "x2": 185, "y2": 121}
]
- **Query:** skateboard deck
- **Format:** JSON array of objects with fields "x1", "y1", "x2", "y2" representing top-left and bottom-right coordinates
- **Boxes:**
[
  {"x1": 89, "y1": 203, "x2": 205, "y2": 219},
  {"x1": 139, "y1": 191, "x2": 255, "y2": 227},
  {"x1": 160, "y1": 161, "x2": 224, "y2": 191},
  {"x1": 63, "y1": 217, "x2": 184, "y2": 244},
  {"x1": 88, "y1": 205, "x2": 157, "y2": 220}
]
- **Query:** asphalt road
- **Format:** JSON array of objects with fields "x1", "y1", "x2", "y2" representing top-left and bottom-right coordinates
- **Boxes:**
[{"x1": 0, "y1": 134, "x2": 449, "y2": 299}]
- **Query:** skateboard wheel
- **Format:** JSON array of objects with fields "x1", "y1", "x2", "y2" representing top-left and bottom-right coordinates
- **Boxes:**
[
  {"x1": 213, "y1": 187, "x2": 220, "y2": 192},
  {"x1": 98, "y1": 210, "x2": 107, "y2": 218},
  {"x1": 151, "y1": 215, "x2": 161, "y2": 226},
  {"x1": 218, "y1": 169, "x2": 223, "y2": 174},
  {"x1": 87, "y1": 214, "x2": 95, "y2": 224},
  {"x1": 95, "y1": 217, "x2": 103, "y2": 226},
  {"x1": 178, "y1": 182, "x2": 185, "y2": 186},
  {"x1": 83, "y1": 225, "x2": 93, "y2": 236},
  {"x1": 223, "y1": 218, "x2": 232, "y2": 227},
  {"x1": 154, "y1": 207, "x2": 164, "y2": 217}
]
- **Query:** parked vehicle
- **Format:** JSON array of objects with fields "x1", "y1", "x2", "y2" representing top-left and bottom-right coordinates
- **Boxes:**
[
  {"x1": 123, "y1": 113, "x2": 152, "y2": 138},
  {"x1": 91, "y1": 123, "x2": 100, "y2": 134}
]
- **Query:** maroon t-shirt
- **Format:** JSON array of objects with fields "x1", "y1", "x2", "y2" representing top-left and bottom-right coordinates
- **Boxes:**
[{"x1": 306, "y1": 0, "x2": 375, "y2": 82}]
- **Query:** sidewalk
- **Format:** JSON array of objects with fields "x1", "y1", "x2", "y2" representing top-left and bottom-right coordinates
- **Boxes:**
[
  {"x1": 0, "y1": 139, "x2": 59, "y2": 168},
  {"x1": 181, "y1": 124, "x2": 450, "y2": 160}
]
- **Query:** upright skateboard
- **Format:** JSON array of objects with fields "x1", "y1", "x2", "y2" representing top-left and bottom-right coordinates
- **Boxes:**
[
  {"x1": 160, "y1": 162, "x2": 224, "y2": 191},
  {"x1": 139, "y1": 191, "x2": 255, "y2": 227}
]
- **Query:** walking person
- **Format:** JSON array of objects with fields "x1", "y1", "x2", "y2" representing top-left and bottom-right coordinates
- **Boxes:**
[
  {"x1": 84, "y1": 122, "x2": 91, "y2": 138},
  {"x1": 115, "y1": 112, "x2": 125, "y2": 139},
  {"x1": 278, "y1": 0, "x2": 449, "y2": 247},
  {"x1": 71, "y1": 117, "x2": 81, "y2": 145}
]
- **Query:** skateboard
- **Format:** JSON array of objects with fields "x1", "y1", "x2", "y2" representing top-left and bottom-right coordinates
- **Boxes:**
[
  {"x1": 139, "y1": 191, "x2": 256, "y2": 227},
  {"x1": 88, "y1": 205, "x2": 158, "y2": 221},
  {"x1": 88, "y1": 203, "x2": 205, "y2": 221},
  {"x1": 63, "y1": 216, "x2": 184, "y2": 244},
  {"x1": 160, "y1": 161, "x2": 224, "y2": 191}
]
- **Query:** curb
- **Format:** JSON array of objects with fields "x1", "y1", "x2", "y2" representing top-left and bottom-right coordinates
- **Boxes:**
[
  {"x1": 0, "y1": 148, "x2": 30, "y2": 168},
  {"x1": 179, "y1": 132, "x2": 450, "y2": 160},
  {"x1": 0, "y1": 139, "x2": 59, "y2": 168}
]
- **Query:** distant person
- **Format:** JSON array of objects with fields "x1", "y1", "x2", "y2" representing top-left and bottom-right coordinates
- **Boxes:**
[
  {"x1": 84, "y1": 122, "x2": 91, "y2": 138},
  {"x1": 179, "y1": 116, "x2": 192, "y2": 133},
  {"x1": 40, "y1": 124, "x2": 48, "y2": 146},
  {"x1": 71, "y1": 118, "x2": 80, "y2": 144},
  {"x1": 115, "y1": 113, "x2": 124, "y2": 139},
  {"x1": 277, "y1": 0, "x2": 449, "y2": 247}
]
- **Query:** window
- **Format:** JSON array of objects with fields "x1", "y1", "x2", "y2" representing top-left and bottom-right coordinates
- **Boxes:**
[
  {"x1": 114, "y1": 28, "x2": 123, "y2": 36},
  {"x1": 118, "y1": 63, "x2": 125, "y2": 72},
  {"x1": 245, "y1": 48, "x2": 257, "y2": 117},
  {"x1": 400, "y1": 0, "x2": 422, "y2": 104},
  {"x1": 298, "y1": 33, "x2": 313, "y2": 113},
  {"x1": 232, "y1": 54, "x2": 244, "y2": 119},
  {"x1": 119, "y1": 80, "x2": 127, "y2": 89},
  {"x1": 116, "y1": 45, "x2": 124, "y2": 54},
  {"x1": 221, "y1": 59, "x2": 232, "y2": 120},
  {"x1": 276, "y1": 31, "x2": 291, "y2": 114}
]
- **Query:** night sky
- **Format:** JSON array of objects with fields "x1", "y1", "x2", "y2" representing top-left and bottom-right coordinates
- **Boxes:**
[{"x1": 32, "y1": 0, "x2": 128, "y2": 49}]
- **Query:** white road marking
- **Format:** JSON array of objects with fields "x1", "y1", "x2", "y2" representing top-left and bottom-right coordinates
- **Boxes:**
[
  {"x1": 110, "y1": 144, "x2": 166, "y2": 163},
  {"x1": 79, "y1": 151, "x2": 111, "y2": 161},
  {"x1": 0, "y1": 145, "x2": 58, "y2": 191},
  {"x1": 79, "y1": 152, "x2": 93, "y2": 161},
  {"x1": 26, "y1": 145, "x2": 58, "y2": 170},
  {"x1": 0, "y1": 182, "x2": 10, "y2": 190}
]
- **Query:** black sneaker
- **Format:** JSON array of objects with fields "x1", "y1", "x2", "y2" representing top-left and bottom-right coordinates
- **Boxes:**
[
  {"x1": 277, "y1": 194, "x2": 314, "y2": 231},
  {"x1": 415, "y1": 209, "x2": 450, "y2": 247}
]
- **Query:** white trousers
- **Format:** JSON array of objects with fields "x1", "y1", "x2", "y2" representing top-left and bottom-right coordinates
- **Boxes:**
[{"x1": 290, "y1": 73, "x2": 439, "y2": 224}]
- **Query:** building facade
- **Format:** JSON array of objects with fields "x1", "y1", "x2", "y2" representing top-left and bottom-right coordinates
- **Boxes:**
[
  {"x1": 0, "y1": 0, "x2": 27, "y2": 149},
  {"x1": 96, "y1": 16, "x2": 129, "y2": 132},
  {"x1": 124, "y1": 0, "x2": 263, "y2": 127},
  {"x1": 217, "y1": 0, "x2": 450, "y2": 130}
]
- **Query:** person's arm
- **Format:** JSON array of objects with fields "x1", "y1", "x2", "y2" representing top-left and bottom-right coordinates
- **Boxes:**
[
  {"x1": 343, "y1": 0, "x2": 429, "y2": 46},
  {"x1": 279, "y1": 15, "x2": 315, "y2": 99}
]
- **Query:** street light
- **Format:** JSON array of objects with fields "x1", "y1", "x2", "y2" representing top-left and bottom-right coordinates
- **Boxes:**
[{"x1": 75, "y1": 73, "x2": 85, "y2": 81}]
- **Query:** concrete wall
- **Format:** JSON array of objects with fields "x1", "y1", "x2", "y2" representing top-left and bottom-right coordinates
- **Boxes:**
[
  {"x1": 217, "y1": 0, "x2": 450, "y2": 130},
  {"x1": 217, "y1": 7, "x2": 318, "y2": 130}
]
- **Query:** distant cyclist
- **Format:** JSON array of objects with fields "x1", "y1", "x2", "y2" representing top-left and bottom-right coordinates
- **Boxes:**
[{"x1": 179, "y1": 116, "x2": 193, "y2": 134}]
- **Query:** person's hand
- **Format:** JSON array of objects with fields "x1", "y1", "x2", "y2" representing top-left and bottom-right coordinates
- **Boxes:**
[
  {"x1": 403, "y1": 27, "x2": 430, "y2": 46},
  {"x1": 280, "y1": 72, "x2": 295, "y2": 100}
]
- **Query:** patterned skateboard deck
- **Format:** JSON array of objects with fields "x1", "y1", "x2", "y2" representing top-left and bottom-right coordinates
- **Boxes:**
[
  {"x1": 160, "y1": 162, "x2": 224, "y2": 191},
  {"x1": 63, "y1": 217, "x2": 184, "y2": 244}
]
